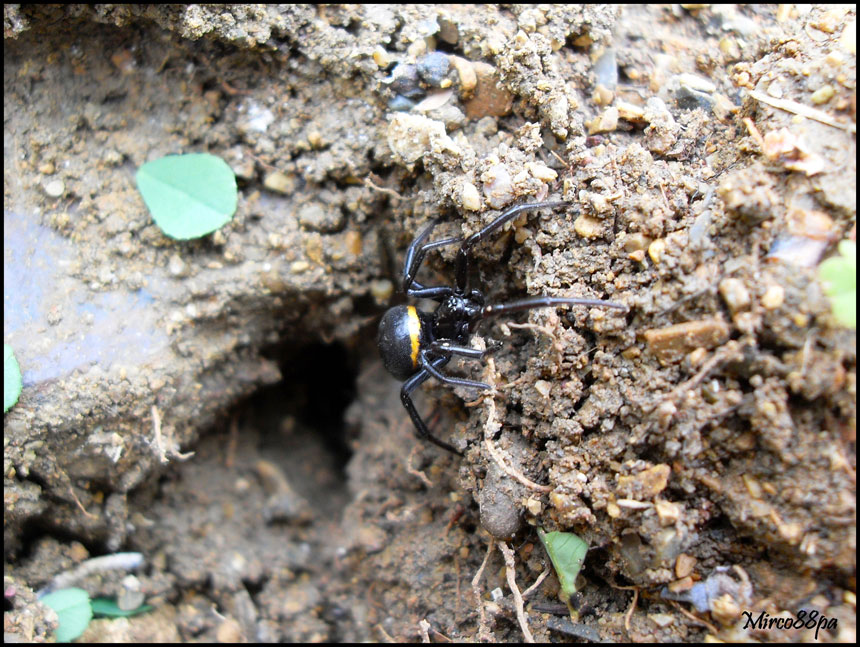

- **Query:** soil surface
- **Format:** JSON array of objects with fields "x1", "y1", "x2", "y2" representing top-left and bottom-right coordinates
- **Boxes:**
[{"x1": 4, "y1": 4, "x2": 855, "y2": 643}]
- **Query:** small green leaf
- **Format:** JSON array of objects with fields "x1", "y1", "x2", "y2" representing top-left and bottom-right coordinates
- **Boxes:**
[
  {"x1": 136, "y1": 153, "x2": 237, "y2": 240},
  {"x1": 538, "y1": 528, "x2": 588, "y2": 600},
  {"x1": 4, "y1": 344, "x2": 22, "y2": 413},
  {"x1": 91, "y1": 597, "x2": 153, "y2": 617},
  {"x1": 41, "y1": 588, "x2": 93, "y2": 643},
  {"x1": 818, "y1": 240, "x2": 856, "y2": 329}
]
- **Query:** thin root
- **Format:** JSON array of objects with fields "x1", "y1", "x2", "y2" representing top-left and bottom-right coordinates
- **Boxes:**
[
  {"x1": 500, "y1": 541, "x2": 534, "y2": 643},
  {"x1": 521, "y1": 568, "x2": 551, "y2": 599},
  {"x1": 471, "y1": 538, "x2": 496, "y2": 642},
  {"x1": 669, "y1": 600, "x2": 720, "y2": 635},
  {"x1": 407, "y1": 445, "x2": 434, "y2": 488},
  {"x1": 364, "y1": 176, "x2": 404, "y2": 200},
  {"x1": 480, "y1": 358, "x2": 551, "y2": 493}
]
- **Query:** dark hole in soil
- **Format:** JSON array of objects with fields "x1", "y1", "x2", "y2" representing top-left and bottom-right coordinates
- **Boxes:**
[{"x1": 259, "y1": 340, "x2": 358, "y2": 474}]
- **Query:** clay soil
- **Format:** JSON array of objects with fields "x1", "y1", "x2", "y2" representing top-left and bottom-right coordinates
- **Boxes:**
[{"x1": 4, "y1": 5, "x2": 855, "y2": 643}]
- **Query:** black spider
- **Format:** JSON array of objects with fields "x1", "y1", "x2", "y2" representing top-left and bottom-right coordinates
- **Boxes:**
[{"x1": 377, "y1": 200, "x2": 627, "y2": 455}]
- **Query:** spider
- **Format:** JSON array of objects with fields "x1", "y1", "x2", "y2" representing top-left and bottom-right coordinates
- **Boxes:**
[{"x1": 377, "y1": 200, "x2": 627, "y2": 455}]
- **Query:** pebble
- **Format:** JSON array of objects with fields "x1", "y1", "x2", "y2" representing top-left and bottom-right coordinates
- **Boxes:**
[
  {"x1": 655, "y1": 499, "x2": 680, "y2": 525},
  {"x1": 526, "y1": 162, "x2": 557, "y2": 182},
  {"x1": 648, "y1": 238, "x2": 667, "y2": 263},
  {"x1": 438, "y1": 16, "x2": 459, "y2": 44},
  {"x1": 117, "y1": 574, "x2": 145, "y2": 611},
  {"x1": 290, "y1": 260, "x2": 310, "y2": 273},
  {"x1": 416, "y1": 52, "x2": 450, "y2": 87},
  {"x1": 215, "y1": 618, "x2": 243, "y2": 643},
  {"x1": 412, "y1": 88, "x2": 454, "y2": 112},
  {"x1": 650, "y1": 613, "x2": 676, "y2": 628},
  {"x1": 388, "y1": 95, "x2": 416, "y2": 112},
  {"x1": 677, "y1": 73, "x2": 717, "y2": 94},
  {"x1": 43, "y1": 179, "x2": 65, "y2": 198},
  {"x1": 574, "y1": 214, "x2": 603, "y2": 238},
  {"x1": 617, "y1": 463, "x2": 670, "y2": 498},
  {"x1": 718, "y1": 278, "x2": 751, "y2": 314},
  {"x1": 464, "y1": 62, "x2": 513, "y2": 119},
  {"x1": 761, "y1": 284, "x2": 785, "y2": 309},
  {"x1": 372, "y1": 46, "x2": 391, "y2": 68},
  {"x1": 307, "y1": 130, "x2": 323, "y2": 149},
  {"x1": 643, "y1": 97, "x2": 680, "y2": 154},
  {"x1": 810, "y1": 85, "x2": 835, "y2": 104},
  {"x1": 481, "y1": 163, "x2": 514, "y2": 209},
  {"x1": 297, "y1": 202, "x2": 344, "y2": 233},
  {"x1": 592, "y1": 84, "x2": 614, "y2": 106},
  {"x1": 263, "y1": 171, "x2": 297, "y2": 195},
  {"x1": 643, "y1": 320, "x2": 730, "y2": 364},
  {"x1": 767, "y1": 235, "x2": 828, "y2": 267},
  {"x1": 593, "y1": 47, "x2": 618, "y2": 90},
  {"x1": 448, "y1": 55, "x2": 477, "y2": 97},
  {"x1": 461, "y1": 181, "x2": 481, "y2": 211},
  {"x1": 587, "y1": 106, "x2": 619, "y2": 134},
  {"x1": 369, "y1": 278, "x2": 393, "y2": 303},
  {"x1": 617, "y1": 101, "x2": 646, "y2": 124},
  {"x1": 622, "y1": 232, "x2": 652, "y2": 252},
  {"x1": 385, "y1": 63, "x2": 424, "y2": 99},
  {"x1": 676, "y1": 84, "x2": 715, "y2": 111},
  {"x1": 386, "y1": 113, "x2": 460, "y2": 164},
  {"x1": 168, "y1": 253, "x2": 190, "y2": 278}
]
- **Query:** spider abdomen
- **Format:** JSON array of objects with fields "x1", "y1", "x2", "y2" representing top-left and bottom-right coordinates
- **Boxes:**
[{"x1": 378, "y1": 305, "x2": 429, "y2": 380}]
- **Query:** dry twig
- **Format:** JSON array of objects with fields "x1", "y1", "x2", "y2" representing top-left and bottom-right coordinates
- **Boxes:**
[{"x1": 749, "y1": 89, "x2": 856, "y2": 133}]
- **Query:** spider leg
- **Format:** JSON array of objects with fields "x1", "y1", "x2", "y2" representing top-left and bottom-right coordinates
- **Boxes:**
[
  {"x1": 407, "y1": 284, "x2": 455, "y2": 300},
  {"x1": 454, "y1": 200, "x2": 569, "y2": 293},
  {"x1": 402, "y1": 219, "x2": 463, "y2": 296},
  {"x1": 481, "y1": 295, "x2": 628, "y2": 319},
  {"x1": 420, "y1": 349, "x2": 491, "y2": 390},
  {"x1": 427, "y1": 340, "x2": 490, "y2": 360},
  {"x1": 401, "y1": 360, "x2": 464, "y2": 455}
]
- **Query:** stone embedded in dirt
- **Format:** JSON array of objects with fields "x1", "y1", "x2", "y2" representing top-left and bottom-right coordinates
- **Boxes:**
[
  {"x1": 463, "y1": 62, "x2": 513, "y2": 119},
  {"x1": 643, "y1": 319, "x2": 731, "y2": 364}
]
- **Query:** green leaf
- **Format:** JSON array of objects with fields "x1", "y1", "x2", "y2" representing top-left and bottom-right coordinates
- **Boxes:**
[
  {"x1": 91, "y1": 597, "x2": 153, "y2": 617},
  {"x1": 136, "y1": 153, "x2": 237, "y2": 240},
  {"x1": 4, "y1": 344, "x2": 22, "y2": 413},
  {"x1": 41, "y1": 588, "x2": 93, "y2": 643},
  {"x1": 537, "y1": 528, "x2": 588, "y2": 600},
  {"x1": 818, "y1": 240, "x2": 856, "y2": 329}
]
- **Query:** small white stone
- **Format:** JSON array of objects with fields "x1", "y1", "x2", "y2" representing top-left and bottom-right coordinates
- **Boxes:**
[
  {"x1": 461, "y1": 181, "x2": 481, "y2": 211},
  {"x1": 43, "y1": 179, "x2": 65, "y2": 198}
]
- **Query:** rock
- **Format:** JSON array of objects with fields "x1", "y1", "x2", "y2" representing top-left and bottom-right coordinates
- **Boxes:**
[
  {"x1": 643, "y1": 320, "x2": 731, "y2": 364},
  {"x1": 386, "y1": 113, "x2": 460, "y2": 165},
  {"x1": 416, "y1": 52, "x2": 450, "y2": 88},
  {"x1": 464, "y1": 62, "x2": 513, "y2": 119},
  {"x1": 297, "y1": 202, "x2": 344, "y2": 233}
]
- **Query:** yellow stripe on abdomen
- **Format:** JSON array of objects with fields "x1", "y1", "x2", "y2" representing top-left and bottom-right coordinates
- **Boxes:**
[{"x1": 407, "y1": 306, "x2": 421, "y2": 368}]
